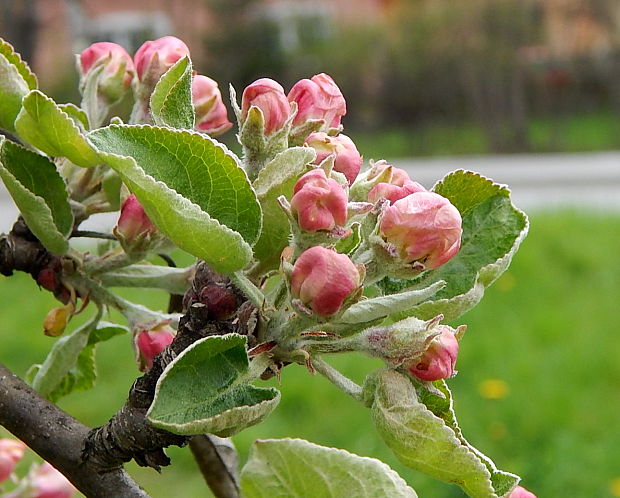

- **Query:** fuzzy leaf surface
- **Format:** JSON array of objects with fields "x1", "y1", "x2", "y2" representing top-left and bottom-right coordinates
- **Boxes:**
[
  {"x1": 0, "y1": 38, "x2": 37, "y2": 89},
  {"x1": 252, "y1": 147, "x2": 315, "y2": 270},
  {"x1": 0, "y1": 53, "x2": 29, "y2": 132},
  {"x1": 241, "y1": 438, "x2": 417, "y2": 498},
  {"x1": 380, "y1": 170, "x2": 528, "y2": 321},
  {"x1": 0, "y1": 138, "x2": 73, "y2": 254},
  {"x1": 14, "y1": 90, "x2": 100, "y2": 167},
  {"x1": 147, "y1": 334, "x2": 279, "y2": 437},
  {"x1": 367, "y1": 369, "x2": 519, "y2": 497},
  {"x1": 150, "y1": 56, "x2": 195, "y2": 129},
  {"x1": 89, "y1": 125, "x2": 260, "y2": 273}
]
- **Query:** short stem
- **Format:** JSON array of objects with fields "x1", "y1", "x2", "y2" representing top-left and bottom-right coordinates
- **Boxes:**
[
  {"x1": 230, "y1": 272, "x2": 265, "y2": 310},
  {"x1": 311, "y1": 356, "x2": 363, "y2": 403},
  {"x1": 84, "y1": 251, "x2": 141, "y2": 275}
]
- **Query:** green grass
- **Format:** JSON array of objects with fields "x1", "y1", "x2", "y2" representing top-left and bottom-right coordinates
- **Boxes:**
[
  {"x1": 1, "y1": 210, "x2": 619, "y2": 497},
  {"x1": 349, "y1": 110, "x2": 620, "y2": 158}
]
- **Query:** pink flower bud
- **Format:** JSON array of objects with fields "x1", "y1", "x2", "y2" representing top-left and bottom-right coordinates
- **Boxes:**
[
  {"x1": 116, "y1": 194, "x2": 155, "y2": 242},
  {"x1": 290, "y1": 169, "x2": 348, "y2": 231},
  {"x1": 136, "y1": 324, "x2": 175, "y2": 371},
  {"x1": 304, "y1": 132, "x2": 362, "y2": 184},
  {"x1": 509, "y1": 486, "x2": 537, "y2": 498},
  {"x1": 0, "y1": 439, "x2": 26, "y2": 484},
  {"x1": 28, "y1": 462, "x2": 76, "y2": 498},
  {"x1": 79, "y1": 42, "x2": 135, "y2": 89},
  {"x1": 241, "y1": 78, "x2": 290, "y2": 135},
  {"x1": 192, "y1": 75, "x2": 232, "y2": 135},
  {"x1": 368, "y1": 180, "x2": 426, "y2": 205},
  {"x1": 367, "y1": 161, "x2": 411, "y2": 186},
  {"x1": 288, "y1": 73, "x2": 346, "y2": 128},
  {"x1": 407, "y1": 326, "x2": 458, "y2": 381},
  {"x1": 379, "y1": 192, "x2": 462, "y2": 269},
  {"x1": 291, "y1": 246, "x2": 361, "y2": 317},
  {"x1": 134, "y1": 36, "x2": 190, "y2": 82}
]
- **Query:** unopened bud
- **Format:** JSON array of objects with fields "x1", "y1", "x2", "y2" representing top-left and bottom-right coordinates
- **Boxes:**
[
  {"x1": 407, "y1": 325, "x2": 459, "y2": 381},
  {"x1": 136, "y1": 324, "x2": 175, "y2": 371},
  {"x1": 43, "y1": 303, "x2": 74, "y2": 337},
  {"x1": 0, "y1": 439, "x2": 26, "y2": 484},
  {"x1": 241, "y1": 78, "x2": 290, "y2": 135},
  {"x1": 114, "y1": 195, "x2": 157, "y2": 253},
  {"x1": 134, "y1": 36, "x2": 190, "y2": 83},
  {"x1": 27, "y1": 462, "x2": 76, "y2": 498},
  {"x1": 290, "y1": 169, "x2": 348, "y2": 231},
  {"x1": 379, "y1": 192, "x2": 462, "y2": 269},
  {"x1": 304, "y1": 132, "x2": 362, "y2": 185},
  {"x1": 288, "y1": 73, "x2": 346, "y2": 129},
  {"x1": 192, "y1": 75, "x2": 232, "y2": 135},
  {"x1": 368, "y1": 181, "x2": 426, "y2": 205},
  {"x1": 79, "y1": 42, "x2": 135, "y2": 101},
  {"x1": 291, "y1": 246, "x2": 361, "y2": 317},
  {"x1": 198, "y1": 283, "x2": 239, "y2": 321},
  {"x1": 509, "y1": 486, "x2": 537, "y2": 498}
]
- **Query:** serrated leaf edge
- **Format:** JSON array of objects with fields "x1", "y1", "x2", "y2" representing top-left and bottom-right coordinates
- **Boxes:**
[{"x1": 0, "y1": 38, "x2": 38, "y2": 89}]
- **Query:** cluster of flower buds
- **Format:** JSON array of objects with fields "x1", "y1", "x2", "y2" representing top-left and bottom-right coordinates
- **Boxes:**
[
  {"x1": 135, "y1": 323, "x2": 176, "y2": 371},
  {"x1": 289, "y1": 246, "x2": 363, "y2": 318},
  {"x1": 0, "y1": 439, "x2": 26, "y2": 484},
  {"x1": 304, "y1": 132, "x2": 362, "y2": 185}
]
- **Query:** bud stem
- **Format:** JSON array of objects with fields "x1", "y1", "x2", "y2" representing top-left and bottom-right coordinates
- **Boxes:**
[
  {"x1": 230, "y1": 272, "x2": 265, "y2": 310},
  {"x1": 311, "y1": 356, "x2": 363, "y2": 403}
]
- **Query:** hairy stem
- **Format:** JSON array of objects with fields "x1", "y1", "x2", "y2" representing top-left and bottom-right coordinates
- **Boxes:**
[{"x1": 311, "y1": 356, "x2": 364, "y2": 403}]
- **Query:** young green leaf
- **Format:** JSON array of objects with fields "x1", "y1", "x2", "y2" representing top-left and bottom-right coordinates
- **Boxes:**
[
  {"x1": 89, "y1": 124, "x2": 261, "y2": 273},
  {"x1": 0, "y1": 138, "x2": 73, "y2": 254},
  {"x1": 0, "y1": 38, "x2": 37, "y2": 90},
  {"x1": 147, "y1": 334, "x2": 279, "y2": 437},
  {"x1": 240, "y1": 438, "x2": 418, "y2": 498},
  {"x1": 150, "y1": 56, "x2": 195, "y2": 129},
  {"x1": 0, "y1": 53, "x2": 30, "y2": 132},
  {"x1": 366, "y1": 369, "x2": 519, "y2": 498},
  {"x1": 252, "y1": 147, "x2": 315, "y2": 270},
  {"x1": 380, "y1": 170, "x2": 528, "y2": 322},
  {"x1": 14, "y1": 90, "x2": 100, "y2": 167}
]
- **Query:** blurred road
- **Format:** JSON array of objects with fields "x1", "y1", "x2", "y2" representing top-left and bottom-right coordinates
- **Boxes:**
[{"x1": 1, "y1": 151, "x2": 619, "y2": 233}]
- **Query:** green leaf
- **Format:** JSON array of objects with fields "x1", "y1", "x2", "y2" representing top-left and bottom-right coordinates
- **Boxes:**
[
  {"x1": 89, "y1": 124, "x2": 261, "y2": 273},
  {"x1": 338, "y1": 280, "x2": 446, "y2": 324},
  {"x1": 14, "y1": 90, "x2": 100, "y2": 167},
  {"x1": 380, "y1": 170, "x2": 528, "y2": 321},
  {"x1": 0, "y1": 53, "x2": 29, "y2": 132},
  {"x1": 0, "y1": 38, "x2": 37, "y2": 90},
  {"x1": 147, "y1": 334, "x2": 279, "y2": 437},
  {"x1": 58, "y1": 103, "x2": 90, "y2": 131},
  {"x1": 367, "y1": 369, "x2": 519, "y2": 498},
  {"x1": 241, "y1": 438, "x2": 418, "y2": 498},
  {"x1": 150, "y1": 56, "x2": 195, "y2": 129},
  {"x1": 252, "y1": 147, "x2": 315, "y2": 270},
  {"x1": 31, "y1": 315, "x2": 127, "y2": 401},
  {"x1": 0, "y1": 138, "x2": 73, "y2": 254}
]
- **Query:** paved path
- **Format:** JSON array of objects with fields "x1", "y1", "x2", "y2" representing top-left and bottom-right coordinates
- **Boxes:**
[{"x1": 1, "y1": 151, "x2": 619, "y2": 233}]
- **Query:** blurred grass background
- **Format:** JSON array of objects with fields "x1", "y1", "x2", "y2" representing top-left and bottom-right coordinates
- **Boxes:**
[{"x1": 2, "y1": 210, "x2": 619, "y2": 497}]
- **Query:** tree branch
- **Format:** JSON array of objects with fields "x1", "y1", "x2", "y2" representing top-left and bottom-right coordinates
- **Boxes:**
[
  {"x1": 0, "y1": 364, "x2": 149, "y2": 497},
  {"x1": 189, "y1": 435, "x2": 240, "y2": 498}
]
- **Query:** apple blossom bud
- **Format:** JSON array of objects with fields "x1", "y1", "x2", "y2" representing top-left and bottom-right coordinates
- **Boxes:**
[
  {"x1": 290, "y1": 169, "x2": 348, "y2": 231},
  {"x1": 407, "y1": 325, "x2": 459, "y2": 381},
  {"x1": 367, "y1": 161, "x2": 411, "y2": 186},
  {"x1": 509, "y1": 486, "x2": 537, "y2": 498},
  {"x1": 136, "y1": 324, "x2": 175, "y2": 371},
  {"x1": 379, "y1": 192, "x2": 462, "y2": 269},
  {"x1": 241, "y1": 78, "x2": 290, "y2": 135},
  {"x1": 115, "y1": 195, "x2": 155, "y2": 242},
  {"x1": 134, "y1": 36, "x2": 190, "y2": 82},
  {"x1": 192, "y1": 75, "x2": 232, "y2": 135},
  {"x1": 368, "y1": 181, "x2": 426, "y2": 205},
  {"x1": 28, "y1": 462, "x2": 76, "y2": 498},
  {"x1": 0, "y1": 439, "x2": 26, "y2": 484},
  {"x1": 304, "y1": 132, "x2": 362, "y2": 184},
  {"x1": 291, "y1": 246, "x2": 361, "y2": 317},
  {"x1": 288, "y1": 73, "x2": 346, "y2": 129},
  {"x1": 79, "y1": 42, "x2": 135, "y2": 97}
]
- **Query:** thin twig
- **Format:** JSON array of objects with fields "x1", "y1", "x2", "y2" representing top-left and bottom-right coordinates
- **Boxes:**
[
  {"x1": 189, "y1": 435, "x2": 240, "y2": 498},
  {"x1": 71, "y1": 230, "x2": 117, "y2": 240}
]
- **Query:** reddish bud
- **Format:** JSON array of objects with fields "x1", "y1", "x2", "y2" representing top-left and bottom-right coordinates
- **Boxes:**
[
  {"x1": 241, "y1": 78, "x2": 290, "y2": 135},
  {"x1": 199, "y1": 283, "x2": 239, "y2": 321},
  {"x1": 37, "y1": 268, "x2": 59, "y2": 292},
  {"x1": 79, "y1": 42, "x2": 135, "y2": 90},
  {"x1": 291, "y1": 246, "x2": 361, "y2": 317},
  {"x1": 304, "y1": 132, "x2": 362, "y2": 184},
  {"x1": 134, "y1": 36, "x2": 190, "y2": 81},
  {"x1": 368, "y1": 181, "x2": 426, "y2": 205},
  {"x1": 115, "y1": 194, "x2": 155, "y2": 242},
  {"x1": 136, "y1": 324, "x2": 175, "y2": 371},
  {"x1": 27, "y1": 462, "x2": 76, "y2": 498},
  {"x1": 509, "y1": 486, "x2": 537, "y2": 498},
  {"x1": 192, "y1": 75, "x2": 232, "y2": 135},
  {"x1": 290, "y1": 169, "x2": 348, "y2": 231},
  {"x1": 379, "y1": 192, "x2": 462, "y2": 269},
  {"x1": 288, "y1": 73, "x2": 346, "y2": 129},
  {"x1": 407, "y1": 326, "x2": 459, "y2": 381},
  {"x1": 367, "y1": 161, "x2": 411, "y2": 186},
  {"x1": 0, "y1": 439, "x2": 26, "y2": 484}
]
